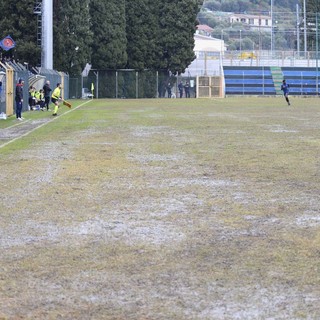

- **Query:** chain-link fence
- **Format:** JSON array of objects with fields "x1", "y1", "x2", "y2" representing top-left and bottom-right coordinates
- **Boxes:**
[
  {"x1": 35, "y1": 68, "x2": 69, "y2": 100},
  {"x1": 70, "y1": 70, "x2": 197, "y2": 99}
]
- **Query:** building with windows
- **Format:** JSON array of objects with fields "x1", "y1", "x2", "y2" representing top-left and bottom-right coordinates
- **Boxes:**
[
  {"x1": 229, "y1": 13, "x2": 272, "y2": 31},
  {"x1": 194, "y1": 34, "x2": 226, "y2": 57}
]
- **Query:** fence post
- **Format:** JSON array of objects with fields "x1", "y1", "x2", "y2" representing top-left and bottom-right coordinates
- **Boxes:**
[
  {"x1": 136, "y1": 71, "x2": 138, "y2": 99},
  {"x1": 156, "y1": 71, "x2": 159, "y2": 98},
  {"x1": 116, "y1": 71, "x2": 118, "y2": 99}
]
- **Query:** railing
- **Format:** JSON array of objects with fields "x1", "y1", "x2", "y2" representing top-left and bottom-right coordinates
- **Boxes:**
[{"x1": 185, "y1": 50, "x2": 320, "y2": 77}]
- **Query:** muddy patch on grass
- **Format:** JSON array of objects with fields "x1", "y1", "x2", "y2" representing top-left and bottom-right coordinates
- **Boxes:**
[
  {"x1": 0, "y1": 119, "x2": 51, "y2": 141},
  {"x1": 263, "y1": 124, "x2": 298, "y2": 133},
  {"x1": 1, "y1": 101, "x2": 320, "y2": 319},
  {"x1": 130, "y1": 125, "x2": 173, "y2": 138},
  {"x1": 296, "y1": 214, "x2": 320, "y2": 227}
]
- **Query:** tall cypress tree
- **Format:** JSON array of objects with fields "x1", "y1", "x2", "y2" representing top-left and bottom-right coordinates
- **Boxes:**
[
  {"x1": 0, "y1": 1, "x2": 40, "y2": 66},
  {"x1": 53, "y1": 0, "x2": 92, "y2": 75},
  {"x1": 90, "y1": 0, "x2": 127, "y2": 69},
  {"x1": 155, "y1": 0, "x2": 204, "y2": 75},
  {"x1": 125, "y1": 0, "x2": 158, "y2": 70},
  {"x1": 125, "y1": 0, "x2": 203, "y2": 73}
]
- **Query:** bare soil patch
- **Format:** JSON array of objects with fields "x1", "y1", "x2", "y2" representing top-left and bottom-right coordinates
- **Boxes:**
[{"x1": 0, "y1": 98, "x2": 320, "y2": 319}]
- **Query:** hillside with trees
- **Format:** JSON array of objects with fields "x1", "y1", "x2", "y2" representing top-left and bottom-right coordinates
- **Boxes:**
[
  {"x1": 199, "y1": 0, "x2": 320, "y2": 52},
  {"x1": 202, "y1": 0, "x2": 297, "y2": 14}
]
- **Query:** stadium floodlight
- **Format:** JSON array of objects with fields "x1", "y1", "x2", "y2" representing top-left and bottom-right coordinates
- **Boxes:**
[
  {"x1": 303, "y1": 0, "x2": 307, "y2": 57},
  {"x1": 42, "y1": 0, "x2": 53, "y2": 69},
  {"x1": 271, "y1": 0, "x2": 274, "y2": 53}
]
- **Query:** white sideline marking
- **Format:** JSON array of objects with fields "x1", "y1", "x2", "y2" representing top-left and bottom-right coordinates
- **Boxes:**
[
  {"x1": 0, "y1": 100, "x2": 92, "y2": 149},
  {"x1": 4, "y1": 119, "x2": 31, "y2": 129}
]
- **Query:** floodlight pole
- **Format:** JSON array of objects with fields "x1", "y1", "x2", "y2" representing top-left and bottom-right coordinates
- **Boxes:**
[
  {"x1": 271, "y1": 0, "x2": 274, "y2": 54},
  {"x1": 296, "y1": 4, "x2": 300, "y2": 56},
  {"x1": 42, "y1": 0, "x2": 53, "y2": 69},
  {"x1": 303, "y1": 0, "x2": 307, "y2": 58},
  {"x1": 316, "y1": 13, "x2": 319, "y2": 96},
  {"x1": 239, "y1": 30, "x2": 242, "y2": 56}
]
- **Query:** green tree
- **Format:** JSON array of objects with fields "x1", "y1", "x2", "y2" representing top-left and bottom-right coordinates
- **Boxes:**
[
  {"x1": 156, "y1": 0, "x2": 204, "y2": 75},
  {"x1": 90, "y1": 0, "x2": 127, "y2": 69},
  {"x1": 0, "y1": 1, "x2": 40, "y2": 66},
  {"x1": 53, "y1": 0, "x2": 92, "y2": 75},
  {"x1": 125, "y1": 0, "x2": 158, "y2": 70},
  {"x1": 203, "y1": 0, "x2": 222, "y2": 12}
]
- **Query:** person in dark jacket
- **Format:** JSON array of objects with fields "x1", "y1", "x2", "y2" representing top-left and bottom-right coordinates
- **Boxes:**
[
  {"x1": 43, "y1": 80, "x2": 52, "y2": 111},
  {"x1": 15, "y1": 78, "x2": 24, "y2": 120},
  {"x1": 281, "y1": 79, "x2": 291, "y2": 106},
  {"x1": 178, "y1": 81, "x2": 184, "y2": 98},
  {"x1": 167, "y1": 83, "x2": 172, "y2": 98},
  {"x1": 184, "y1": 81, "x2": 190, "y2": 98},
  {"x1": 28, "y1": 86, "x2": 36, "y2": 111}
]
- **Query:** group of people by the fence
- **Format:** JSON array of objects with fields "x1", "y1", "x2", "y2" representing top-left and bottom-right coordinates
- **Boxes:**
[
  {"x1": 27, "y1": 80, "x2": 52, "y2": 112},
  {"x1": 15, "y1": 78, "x2": 63, "y2": 120},
  {"x1": 166, "y1": 80, "x2": 192, "y2": 98}
]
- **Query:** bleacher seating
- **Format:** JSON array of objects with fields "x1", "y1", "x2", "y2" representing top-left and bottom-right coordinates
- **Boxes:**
[
  {"x1": 282, "y1": 67, "x2": 319, "y2": 96},
  {"x1": 223, "y1": 66, "x2": 276, "y2": 95},
  {"x1": 223, "y1": 66, "x2": 320, "y2": 96}
]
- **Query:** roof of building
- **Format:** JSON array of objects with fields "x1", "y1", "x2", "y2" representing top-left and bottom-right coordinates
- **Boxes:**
[
  {"x1": 229, "y1": 13, "x2": 270, "y2": 19},
  {"x1": 196, "y1": 25, "x2": 214, "y2": 33}
]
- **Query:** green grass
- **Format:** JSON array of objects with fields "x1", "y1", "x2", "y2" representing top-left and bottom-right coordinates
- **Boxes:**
[{"x1": 0, "y1": 97, "x2": 320, "y2": 319}]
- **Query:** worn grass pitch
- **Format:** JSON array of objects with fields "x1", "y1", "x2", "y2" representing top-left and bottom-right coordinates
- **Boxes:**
[{"x1": 0, "y1": 97, "x2": 320, "y2": 319}]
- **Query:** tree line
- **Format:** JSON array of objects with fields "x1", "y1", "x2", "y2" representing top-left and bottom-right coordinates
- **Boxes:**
[{"x1": 0, "y1": 0, "x2": 203, "y2": 75}]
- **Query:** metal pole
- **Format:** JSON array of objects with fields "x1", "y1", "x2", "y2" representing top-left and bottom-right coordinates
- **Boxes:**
[
  {"x1": 81, "y1": 76, "x2": 83, "y2": 99},
  {"x1": 316, "y1": 13, "x2": 319, "y2": 96},
  {"x1": 42, "y1": 0, "x2": 53, "y2": 69},
  {"x1": 303, "y1": 0, "x2": 307, "y2": 57},
  {"x1": 116, "y1": 71, "x2": 118, "y2": 98},
  {"x1": 93, "y1": 71, "x2": 99, "y2": 99},
  {"x1": 204, "y1": 52, "x2": 207, "y2": 76},
  {"x1": 242, "y1": 71, "x2": 244, "y2": 95},
  {"x1": 271, "y1": 0, "x2": 273, "y2": 53},
  {"x1": 97, "y1": 71, "x2": 99, "y2": 99},
  {"x1": 136, "y1": 72, "x2": 138, "y2": 99},
  {"x1": 221, "y1": 30, "x2": 224, "y2": 53},
  {"x1": 296, "y1": 4, "x2": 300, "y2": 56},
  {"x1": 156, "y1": 71, "x2": 158, "y2": 98},
  {"x1": 240, "y1": 30, "x2": 242, "y2": 57},
  {"x1": 263, "y1": 66, "x2": 264, "y2": 95}
]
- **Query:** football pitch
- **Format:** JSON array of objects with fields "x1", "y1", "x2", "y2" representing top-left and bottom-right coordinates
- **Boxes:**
[{"x1": 0, "y1": 97, "x2": 319, "y2": 319}]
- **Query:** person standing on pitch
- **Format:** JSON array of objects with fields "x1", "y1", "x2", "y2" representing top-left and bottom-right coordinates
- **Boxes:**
[
  {"x1": 167, "y1": 83, "x2": 172, "y2": 98},
  {"x1": 184, "y1": 81, "x2": 190, "y2": 98},
  {"x1": 51, "y1": 83, "x2": 62, "y2": 116},
  {"x1": 178, "y1": 81, "x2": 184, "y2": 98},
  {"x1": 43, "y1": 80, "x2": 52, "y2": 111},
  {"x1": 281, "y1": 79, "x2": 291, "y2": 106},
  {"x1": 15, "y1": 78, "x2": 24, "y2": 121}
]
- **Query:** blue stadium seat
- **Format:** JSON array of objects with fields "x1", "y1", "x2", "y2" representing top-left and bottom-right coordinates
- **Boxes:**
[{"x1": 223, "y1": 66, "x2": 320, "y2": 96}]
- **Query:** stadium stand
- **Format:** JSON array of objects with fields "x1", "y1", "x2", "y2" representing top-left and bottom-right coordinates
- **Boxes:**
[
  {"x1": 282, "y1": 67, "x2": 320, "y2": 96},
  {"x1": 223, "y1": 66, "x2": 276, "y2": 95},
  {"x1": 223, "y1": 66, "x2": 320, "y2": 96}
]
